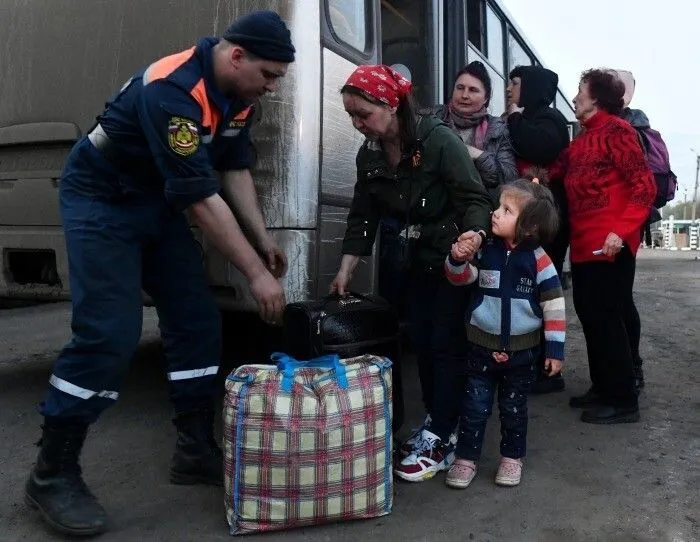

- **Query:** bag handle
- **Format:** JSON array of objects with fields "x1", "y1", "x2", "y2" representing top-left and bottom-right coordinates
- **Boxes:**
[
  {"x1": 271, "y1": 352, "x2": 349, "y2": 392},
  {"x1": 322, "y1": 291, "x2": 373, "y2": 303}
]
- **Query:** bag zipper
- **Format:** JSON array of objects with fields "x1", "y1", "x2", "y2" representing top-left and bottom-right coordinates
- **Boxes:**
[{"x1": 316, "y1": 311, "x2": 327, "y2": 335}]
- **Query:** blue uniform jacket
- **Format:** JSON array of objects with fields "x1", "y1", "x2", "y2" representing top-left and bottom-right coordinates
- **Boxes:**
[{"x1": 63, "y1": 37, "x2": 255, "y2": 211}]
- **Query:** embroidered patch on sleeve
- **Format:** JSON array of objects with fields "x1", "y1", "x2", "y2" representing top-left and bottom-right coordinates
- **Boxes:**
[{"x1": 168, "y1": 117, "x2": 200, "y2": 156}]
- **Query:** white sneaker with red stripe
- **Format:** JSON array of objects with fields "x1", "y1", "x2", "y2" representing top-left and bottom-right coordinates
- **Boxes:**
[
  {"x1": 393, "y1": 429, "x2": 454, "y2": 482},
  {"x1": 399, "y1": 414, "x2": 432, "y2": 457}
]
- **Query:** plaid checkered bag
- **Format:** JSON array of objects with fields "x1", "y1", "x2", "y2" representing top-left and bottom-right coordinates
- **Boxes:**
[{"x1": 223, "y1": 352, "x2": 394, "y2": 535}]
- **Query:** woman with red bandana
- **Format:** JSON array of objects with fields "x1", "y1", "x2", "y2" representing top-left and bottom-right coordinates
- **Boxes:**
[{"x1": 330, "y1": 64, "x2": 492, "y2": 481}]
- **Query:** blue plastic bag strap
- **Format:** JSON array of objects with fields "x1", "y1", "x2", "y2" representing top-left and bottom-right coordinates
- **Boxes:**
[{"x1": 271, "y1": 352, "x2": 348, "y2": 392}]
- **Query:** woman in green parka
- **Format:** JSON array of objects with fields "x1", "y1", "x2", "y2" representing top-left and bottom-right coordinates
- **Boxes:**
[{"x1": 330, "y1": 64, "x2": 493, "y2": 481}]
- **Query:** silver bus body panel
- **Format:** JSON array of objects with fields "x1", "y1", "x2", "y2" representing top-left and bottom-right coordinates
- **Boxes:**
[
  {"x1": 0, "y1": 0, "x2": 342, "y2": 309},
  {"x1": 0, "y1": 0, "x2": 572, "y2": 305},
  {"x1": 317, "y1": 48, "x2": 376, "y2": 297}
]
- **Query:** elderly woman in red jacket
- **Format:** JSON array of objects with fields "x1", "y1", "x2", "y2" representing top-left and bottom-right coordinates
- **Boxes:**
[{"x1": 550, "y1": 69, "x2": 655, "y2": 425}]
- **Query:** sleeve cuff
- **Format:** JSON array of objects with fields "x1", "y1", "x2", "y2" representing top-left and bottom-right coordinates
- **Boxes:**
[
  {"x1": 341, "y1": 238, "x2": 374, "y2": 256},
  {"x1": 545, "y1": 341, "x2": 565, "y2": 362},
  {"x1": 165, "y1": 175, "x2": 221, "y2": 211}
]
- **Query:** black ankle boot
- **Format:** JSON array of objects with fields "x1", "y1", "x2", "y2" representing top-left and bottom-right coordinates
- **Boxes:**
[
  {"x1": 25, "y1": 420, "x2": 107, "y2": 536},
  {"x1": 170, "y1": 410, "x2": 223, "y2": 486}
]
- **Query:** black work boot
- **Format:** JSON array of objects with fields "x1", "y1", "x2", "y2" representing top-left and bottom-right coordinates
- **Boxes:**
[
  {"x1": 170, "y1": 410, "x2": 223, "y2": 486},
  {"x1": 25, "y1": 420, "x2": 108, "y2": 536}
]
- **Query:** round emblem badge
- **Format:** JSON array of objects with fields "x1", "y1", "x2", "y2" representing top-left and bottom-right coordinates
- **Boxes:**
[{"x1": 167, "y1": 117, "x2": 200, "y2": 157}]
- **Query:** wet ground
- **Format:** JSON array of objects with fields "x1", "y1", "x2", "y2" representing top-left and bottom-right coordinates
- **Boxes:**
[{"x1": 0, "y1": 250, "x2": 698, "y2": 541}]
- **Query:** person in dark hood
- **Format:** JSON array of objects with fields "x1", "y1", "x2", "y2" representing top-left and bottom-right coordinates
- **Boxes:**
[
  {"x1": 505, "y1": 66, "x2": 570, "y2": 170},
  {"x1": 505, "y1": 65, "x2": 570, "y2": 395}
]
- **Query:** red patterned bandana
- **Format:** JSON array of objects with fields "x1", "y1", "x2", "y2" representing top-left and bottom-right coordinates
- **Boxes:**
[{"x1": 344, "y1": 64, "x2": 413, "y2": 108}]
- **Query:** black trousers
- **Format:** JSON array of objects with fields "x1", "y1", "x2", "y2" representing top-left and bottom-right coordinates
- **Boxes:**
[
  {"x1": 571, "y1": 247, "x2": 641, "y2": 408},
  {"x1": 378, "y1": 250, "x2": 468, "y2": 441}
]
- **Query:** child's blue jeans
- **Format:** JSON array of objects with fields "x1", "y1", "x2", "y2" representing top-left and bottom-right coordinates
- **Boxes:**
[{"x1": 456, "y1": 344, "x2": 537, "y2": 461}]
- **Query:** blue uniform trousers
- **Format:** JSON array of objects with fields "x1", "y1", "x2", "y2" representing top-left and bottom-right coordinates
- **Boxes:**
[{"x1": 41, "y1": 179, "x2": 221, "y2": 423}]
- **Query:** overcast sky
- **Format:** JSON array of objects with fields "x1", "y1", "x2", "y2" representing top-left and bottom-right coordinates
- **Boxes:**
[{"x1": 501, "y1": 0, "x2": 699, "y2": 204}]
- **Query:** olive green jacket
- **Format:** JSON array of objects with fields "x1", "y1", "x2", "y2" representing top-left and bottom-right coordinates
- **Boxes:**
[{"x1": 342, "y1": 115, "x2": 493, "y2": 271}]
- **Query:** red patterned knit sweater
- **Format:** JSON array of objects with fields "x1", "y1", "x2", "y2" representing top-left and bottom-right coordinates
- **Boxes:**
[{"x1": 549, "y1": 110, "x2": 655, "y2": 263}]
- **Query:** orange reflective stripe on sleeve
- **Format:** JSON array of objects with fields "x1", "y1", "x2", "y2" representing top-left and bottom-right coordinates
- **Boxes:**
[{"x1": 143, "y1": 47, "x2": 196, "y2": 84}]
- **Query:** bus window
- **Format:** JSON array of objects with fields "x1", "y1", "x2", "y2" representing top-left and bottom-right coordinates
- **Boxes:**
[
  {"x1": 327, "y1": 0, "x2": 367, "y2": 52},
  {"x1": 508, "y1": 32, "x2": 533, "y2": 71},
  {"x1": 486, "y1": 4, "x2": 504, "y2": 74},
  {"x1": 486, "y1": 66, "x2": 506, "y2": 115},
  {"x1": 381, "y1": 0, "x2": 439, "y2": 108},
  {"x1": 466, "y1": 0, "x2": 484, "y2": 52},
  {"x1": 557, "y1": 90, "x2": 577, "y2": 122},
  {"x1": 468, "y1": 46, "x2": 506, "y2": 115}
]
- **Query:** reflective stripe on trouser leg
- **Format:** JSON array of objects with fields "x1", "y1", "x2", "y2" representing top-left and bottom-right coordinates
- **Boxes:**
[
  {"x1": 167, "y1": 366, "x2": 219, "y2": 381},
  {"x1": 40, "y1": 184, "x2": 144, "y2": 423},
  {"x1": 49, "y1": 375, "x2": 120, "y2": 401},
  {"x1": 142, "y1": 212, "x2": 221, "y2": 414}
]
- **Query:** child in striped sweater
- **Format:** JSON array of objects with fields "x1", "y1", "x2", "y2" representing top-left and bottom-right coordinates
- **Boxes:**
[{"x1": 444, "y1": 175, "x2": 565, "y2": 489}]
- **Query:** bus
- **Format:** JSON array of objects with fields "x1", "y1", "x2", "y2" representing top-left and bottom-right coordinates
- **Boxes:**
[{"x1": 0, "y1": 0, "x2": 576, "y2": 311}]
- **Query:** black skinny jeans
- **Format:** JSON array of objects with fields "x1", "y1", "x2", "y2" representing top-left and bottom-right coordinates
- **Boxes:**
[{"x1": 571, "y1": 246, "x2": 641, "y2": 408}]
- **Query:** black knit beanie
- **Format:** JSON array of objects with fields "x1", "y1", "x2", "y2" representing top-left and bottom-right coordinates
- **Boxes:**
[{"x1": 222, "y1": 10, "x2": 296, "y2": 62}]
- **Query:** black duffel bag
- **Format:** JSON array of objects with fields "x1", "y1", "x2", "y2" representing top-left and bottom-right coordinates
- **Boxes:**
[{"x1": 283, "y1": 293, "x2": 404, "y2": 433}]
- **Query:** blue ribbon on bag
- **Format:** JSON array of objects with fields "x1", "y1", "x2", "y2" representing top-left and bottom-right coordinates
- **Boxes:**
[{"x1": 271, "y1": 352, "x2": 349, "y2": 393}]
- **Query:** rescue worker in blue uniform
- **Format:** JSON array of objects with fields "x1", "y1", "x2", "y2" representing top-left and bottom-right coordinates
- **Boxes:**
[{"x1": 24, "y1": 11, "x2": 296, "y2": 536}]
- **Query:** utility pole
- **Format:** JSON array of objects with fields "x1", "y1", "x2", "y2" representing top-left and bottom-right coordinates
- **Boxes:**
[
  {"x1": 683, "y1": 188, "x2": 688, "y2": 220},
  {"x1": 692, "y1": 149, "x2": 700, "y2": 222}
]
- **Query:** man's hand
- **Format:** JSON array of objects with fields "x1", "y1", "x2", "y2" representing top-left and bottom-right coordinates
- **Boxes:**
[
  {"x1": 257, "y1": 236, "x2": 288, "y2": 279},
  {"x1": 249, "y1": 270, "x2": 285, "y2": 325},
  {"x1": 189, "y1": 195, "x2": 287, "y2": 324},
  {"x1": 544, "y1": 358, "x2": 562, "y2": 376},
  {"x1": 601, "y1": 232, "x2": 624, "y2": 257}
]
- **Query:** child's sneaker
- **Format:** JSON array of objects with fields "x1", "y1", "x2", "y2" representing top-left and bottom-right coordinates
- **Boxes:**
[
  {"x1": 495, "y1": 457, "x2": 522, "y2": 486},
  {"x1": 445, "y1": 458, "x2": 477, "y2": 489},
  {"x1": 394, "y1": 429, "x2": 453, "y2": 482},
  {"x1": 399, "y1": 414, "x2": 432, "y2": 457}
]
